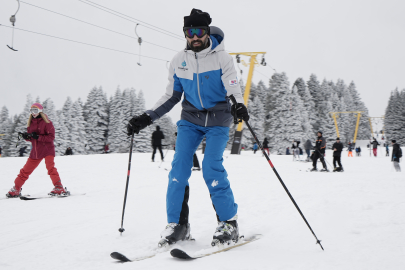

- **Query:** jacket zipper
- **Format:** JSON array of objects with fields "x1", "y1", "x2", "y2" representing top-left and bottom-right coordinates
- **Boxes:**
[
  {"x1": 195, "y1": 53, "x2": 204, "y2": 109},
  {"x1": 34, "y1": 139, "x2": 37, "y2": 159},
  {"x1": 205, "y1": 111, "x2": 209, "y2": 127}
]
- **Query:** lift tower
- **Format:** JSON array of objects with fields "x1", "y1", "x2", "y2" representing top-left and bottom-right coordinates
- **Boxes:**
[
  {"x1": 229, "y1": 52, "x2": 266, "y2": 154},
  {"x1": 329, "y1": 111, "x2": 364, "y2": 144}
]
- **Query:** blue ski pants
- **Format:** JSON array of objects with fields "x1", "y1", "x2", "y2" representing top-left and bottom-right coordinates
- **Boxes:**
[{"x1": 167, "y1": 120, "x2": 238, "y2": 224}]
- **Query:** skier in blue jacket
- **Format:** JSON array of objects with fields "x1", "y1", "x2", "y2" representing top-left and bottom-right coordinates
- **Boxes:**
[{"x1": 126, "y1": 9, "x2": 248, "y2": 247}]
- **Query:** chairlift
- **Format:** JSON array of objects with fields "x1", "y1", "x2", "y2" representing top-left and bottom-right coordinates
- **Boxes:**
[
  {"x1": 7, "y1": 0, "x2": 20, "y2": 51},
  {"x1": 134, "y1": 23, "x2": 142, "y2": 66},
  {"x1": 260, "y1": 54, "x2": 266, "y2": 66}
]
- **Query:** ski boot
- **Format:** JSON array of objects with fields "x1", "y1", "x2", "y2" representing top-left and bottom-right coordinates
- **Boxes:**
[
  {"x1": 333, "y1": 167, "x2": 337, "y2": 172},
  {"x1": 48, "y1": 186, "x2": 69, "y2": 196},
  {"x1": 336, "y1": 167, "x2": 344, "y2": 172},
  {"x1": 6, "y1": 186, "x2": 21, "y2": 198},
  {"x1": 320, "y1": 168, "x2": 329, "y2": 172},
  {"x1": 310, "y1": 168, "x2": 318, "y2": 172},
  {"x1": 158, "y1": 223, "x2": 192, "y2": 248},
  {"x1": 211, "y1": 220, "x2": 239, "y2": 247}
]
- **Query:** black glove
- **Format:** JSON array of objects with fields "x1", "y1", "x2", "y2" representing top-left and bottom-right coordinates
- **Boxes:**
[
  {"x1": 231, "y1": 103, "x2": 249, "y2": 123},
  {"x1": 21, "y1": 132, "x2": 31, "y2": 140},
  {"x1": 127, "y1": 113, "x2": 152, "y2": 135},
  {"x1": 31, "y1": 132, "x2": 39, "y2": 140}
]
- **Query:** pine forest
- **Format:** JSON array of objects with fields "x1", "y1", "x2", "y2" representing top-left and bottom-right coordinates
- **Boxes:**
[{"x1": 0, "y1": 72, "x2": 393, "y2": 157}]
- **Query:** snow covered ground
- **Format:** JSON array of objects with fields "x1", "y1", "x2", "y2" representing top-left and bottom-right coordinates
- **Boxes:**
[{"x1": 1, "y1": 148, "x2": 404, "y2": 270}]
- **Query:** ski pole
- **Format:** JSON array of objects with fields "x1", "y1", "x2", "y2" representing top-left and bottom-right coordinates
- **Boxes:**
[
  {"x1": 118, "y1": 130, "x2": 135, "y2": 235},
  {"x1": 158, "y1": 146, "x2": 170, "y2": 169},
  {"x1": 229, "y1": 95, "x2": 324, "y2": 251}
]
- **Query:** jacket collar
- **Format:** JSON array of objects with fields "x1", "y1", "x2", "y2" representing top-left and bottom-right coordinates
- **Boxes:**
[{"x1": 184, "y1": 35, "x2": 224, "y2": 57}]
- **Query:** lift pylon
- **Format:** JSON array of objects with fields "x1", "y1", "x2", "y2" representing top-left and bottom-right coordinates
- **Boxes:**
[
  {"x1": 329, "y1": 111, "x2": 364, "y2": 144},
  {"x1": 368, "y1": 116, "x2": 385, "y2": 137},
  {"x1": 229, "y1": 52, "x2": 266, "y2": 154}
]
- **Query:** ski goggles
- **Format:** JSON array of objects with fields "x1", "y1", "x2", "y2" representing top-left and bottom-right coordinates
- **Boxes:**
[
  {"x1": 30, "y1": 108, "x2": 42, "y2": 114},
  {"x1": 183, "y1": 27, "x2": 209, "y2": 38}
]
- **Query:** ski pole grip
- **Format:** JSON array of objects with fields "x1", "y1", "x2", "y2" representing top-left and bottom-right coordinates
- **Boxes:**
[
  {"x1": 229, "y1": 95, "x2": 239, "y2": 125},
  {"x1": 229, "y1": 95, "x2": 237, "y2": 105}
]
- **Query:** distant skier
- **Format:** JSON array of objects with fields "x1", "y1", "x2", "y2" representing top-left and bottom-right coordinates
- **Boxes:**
[
  {"x1": 292, "y1": 140, "x2": 300, "y2": 161},
  {"x1": 347, "y1": 142, "x2": 353, "y2": 157},
  {"x1": 391, "y1": 140, "x2": 402, "y2": 172},
  {"x1": 253, "y1": 142, "x2": 258, "y2": 154},
  {"x1": 64, "y1": 147, "x2": 73, "y2": 155},
  {"x1": 332, "y1": 137, "x2": 343, "y2": 172},
  {"x1": 0, "y1": 145, "x2": 2, "y2": 157},
  {"x1": 104, "y1": 143, "x2": 110, "y2": 154},
  {"x1": 311, "y1": 131, "x2": 328, "y2": 172},
  {"x1": 151, "y1": 126, "x2": 165, "y2": 162},
  {"x1": 19, "y1": 146, "x2": 27, "y2": 157},
  {"x1": 192, "y1": 153, "x2": 201, "y2": 171},
  {"x1": 126, "y1": 9, "x2": 245, "y2": 247},
  {"x1": 286, "y1": 147, "x2": 290, "y2": 155},
  {"x1": 304, "y1": 139, "x2": 313, "y2": 161},
  {"x1": 262, "y1": 138, "x2": 269, "y2": 155},
  {"x1": 6, "y1": 103, "x2": 67, "y2": 198},
  {"x1": 385, "y1": 143, "x2": 389, "y2": 156},
  {"x1": 371, "y1": 138, "x2": 380, "y2": 157},
  {"x1": 355, "y1": 146, "x2": 361, "y2": 157}
]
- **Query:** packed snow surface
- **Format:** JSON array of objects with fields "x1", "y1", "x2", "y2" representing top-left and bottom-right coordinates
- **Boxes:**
[{"x1": 1, "y1": 149, "x2": 404, "y2": 269}]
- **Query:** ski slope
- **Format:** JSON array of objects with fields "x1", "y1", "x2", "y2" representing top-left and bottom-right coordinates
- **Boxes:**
[{"x1": 1, "y1": 149, "x2": 404, "y2": 270}]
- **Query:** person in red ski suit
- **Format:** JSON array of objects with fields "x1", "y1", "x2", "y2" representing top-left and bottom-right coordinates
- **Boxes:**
[{"x1": 6, "y1": 103, "x2": 66, "y2": 198}]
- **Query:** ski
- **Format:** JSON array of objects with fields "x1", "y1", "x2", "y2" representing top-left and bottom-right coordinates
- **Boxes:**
[
  {"x1": 170, "y1": 234, "x2": 262, "y2": 260},
  {"x1": 110, "y1": 245, "x2": 172, "y2": 263},
  {"x1": 20, "y1": 193, "x2": 86, "y2": 200},
  {"x1": 110, "y1": 251, "x2": 159, "y2": 262},
  {"x1": 1, "y1": 195, "x2": 29, "y2": 200},
  {"x1": 305, "y1": 168, "x2": 329, "y2": 172}
]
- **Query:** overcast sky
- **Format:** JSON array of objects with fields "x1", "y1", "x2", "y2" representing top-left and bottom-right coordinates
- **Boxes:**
[{"x1": 1, "y1": 0, "x2": 404, "y2": 126}]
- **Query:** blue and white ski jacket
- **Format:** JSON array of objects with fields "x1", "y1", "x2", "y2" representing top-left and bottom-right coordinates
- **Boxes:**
[{"x1": 145, "y1": 27, "x2": 244, "y2": 127}]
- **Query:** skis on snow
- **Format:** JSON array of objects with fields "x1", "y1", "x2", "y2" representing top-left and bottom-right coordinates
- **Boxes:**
[
  {"x1": 170, "y1": 234, "x2": 261, "y2": 260},
  {"x1": 19, "y1": 192, "x2": 86, "y2": 200},
  {"x1": 110, "y1": 234, "x2": 262, "y2": 263}
]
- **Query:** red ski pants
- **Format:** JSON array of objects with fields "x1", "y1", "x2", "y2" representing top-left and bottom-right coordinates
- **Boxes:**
[
  {"x1": 14, "y1": 156, "x2": 61, "y2": 189},
  {"x1": 373, "y1": 148, "x2": 377, "y2": 157}
]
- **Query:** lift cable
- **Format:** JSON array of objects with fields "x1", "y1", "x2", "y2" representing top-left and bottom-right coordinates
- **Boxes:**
[
  {"x1": 78, "y1": 0, "x2": 184, "y2": 41},
  {"x1": 0, "y1": 24, "x2": 170, "y2": 62},
  {"x1": 19, "y1": 1, "x2": 178, "y2": 52}
]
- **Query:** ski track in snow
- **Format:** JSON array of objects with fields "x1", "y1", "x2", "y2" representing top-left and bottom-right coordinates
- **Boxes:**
[{"x1": 0, "y1": 150, "x2": 404, "y2": 270}]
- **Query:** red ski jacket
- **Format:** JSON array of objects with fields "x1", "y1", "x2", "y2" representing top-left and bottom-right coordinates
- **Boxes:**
[{"x1": 27, "y1": 116, "x2": 56, "y2": 159}]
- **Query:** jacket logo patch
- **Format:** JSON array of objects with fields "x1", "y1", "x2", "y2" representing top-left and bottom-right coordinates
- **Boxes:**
[
  {"x1": 178, "y1": 60, "x2": 188, "y2": 71},
  {"x1": 229, "y1": 80, "x2": 238, "y2": 86},
  {"x1": 205, "y1": 75, "x2": 209, "y2": 79}
]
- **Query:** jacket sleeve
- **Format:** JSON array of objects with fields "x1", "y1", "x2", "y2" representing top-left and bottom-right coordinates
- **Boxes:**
[
  {"x1": 220, "y1": 53, "x2": 244, "y2": 104},
  {"x1": 145, "y1": 60, "x2": 183, "y2": 122},
  {"x1": 320, "y1": 138, "x2": 326, "y2": 149},
  {"x1": 38, "y1": 122, "x2": 55, "y2": 143}
]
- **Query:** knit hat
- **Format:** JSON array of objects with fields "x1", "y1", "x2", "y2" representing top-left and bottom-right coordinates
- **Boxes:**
[
  {"x1": 336, "y1": 137, "x2": 340, "y2": 140},
  {"x1": 392, "y1": 139, "x2": 396, "y2": 143},
  {"x1": 31, "y1": 103, "x2": 43, "y2": 113},
  {"x1": 184, "y1": 8, "x2": 212, "y2": 27},
  {"x1": 31, "y1": 103, "x2": 43, "y2": 110},
  {"x1": 317, "y1": 131, "x2": 323, "y2": 135}
]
